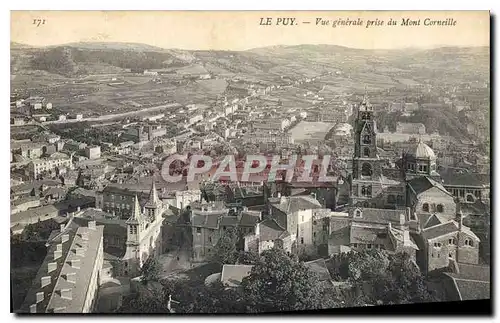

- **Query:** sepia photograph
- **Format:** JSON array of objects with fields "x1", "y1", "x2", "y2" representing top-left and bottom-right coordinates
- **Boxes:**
[{"x1": 9, "y1": 10, "x2": 491, "y2": 314}]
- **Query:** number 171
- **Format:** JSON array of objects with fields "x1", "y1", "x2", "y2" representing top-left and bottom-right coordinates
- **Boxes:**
[{"x1": 33, "y1": 19, "x2": 46, "y2": 27}]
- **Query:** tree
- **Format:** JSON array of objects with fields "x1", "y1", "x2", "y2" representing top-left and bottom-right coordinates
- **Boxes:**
[
  {"x1": 237, "y1": 250, "x2": 260, "y2": 265},
  {"x1": 240, "y1": 248, "x2": 338, "y2": 313},
  {"x1": 140, "y1": 257, "x2": 162, "y2": 284},
  {"x1": 209, "y1": 227, "x2": 239, "y2": 265}
]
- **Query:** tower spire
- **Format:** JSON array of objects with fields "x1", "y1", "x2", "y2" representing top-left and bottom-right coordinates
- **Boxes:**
[
  {"x1": 127, "y1": 194, "x2": 143, "y2": 224},
  {"x1": 147, "y1": 180, "x2": 159, "y2": 206}
]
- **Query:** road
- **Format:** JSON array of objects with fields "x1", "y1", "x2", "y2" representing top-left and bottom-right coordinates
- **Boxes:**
[{"x1": 41, "y1": 103, "x2": 181, "y2": 125}]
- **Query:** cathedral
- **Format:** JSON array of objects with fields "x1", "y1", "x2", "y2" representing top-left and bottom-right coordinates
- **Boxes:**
[
  {"x1": 333, "y1": 95, "x2": 482, "y2": 273},
  {"x1": 123, "y1": 181, "x2": 165, "y2": 277}
]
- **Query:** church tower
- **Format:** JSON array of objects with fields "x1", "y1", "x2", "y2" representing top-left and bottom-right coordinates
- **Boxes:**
[
  {"x1": 350, "y1": 96, "x2": 384, "y2": 207},
  {"x1": 124, "y1": 195, "x2": 145, "y2": 276},
  {"x1": 144, "y1": 181, "x2": 162, "y2": 222}
]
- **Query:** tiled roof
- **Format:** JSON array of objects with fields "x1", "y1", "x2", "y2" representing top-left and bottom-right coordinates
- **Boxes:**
[
  {"x1": 220, "y1": 265, "x2": 253, "y2": 288},
  {"x1": 423, "y1": 214, "x2": 448, "y2": 229},
  {"x1": 453, "y1": 279, "x2": 490, "y2": 300},
  {"x1": 328, "y1": 226, "x2": 350, "y2": 246},
  {"x1": 219, "y1": 216, "x2": 239, "y2": 227},
  {"x1": 272, "y1": 195, "x2": 322, "y2": 214},
  {"x1": 449, "y1": 263, "x2": 490, "y2": 282},
  {"x1": 304, "y1": 258, "x2": 332, "y2": 281},
  {"x1": 407, "y1": 176, "x2": 451, "y2": 196},
  {"x1": 421, "y1": 221, "x2": 458, "y2": 240},
  {"x1": 441, "y1": 172, "x2": 490, "y2": 187},
  {"x1": 239, "y1": 211, "x2": 260, "y2": 227},
  {"x1": 191, "y1": 211, "x2": 223, "y2": 229},
  {"x1": 351, "y1": 207, "x2": 407, "y2": 226},
  {"x1": 349, "y1": 224, "x2": 390, "y2": 246},
  {"x1": 19, "y1": 224, "x2": 104, "y2": 313},
  {"x1": 258, "y1": 219, "x2": 289, "y2": 241}
]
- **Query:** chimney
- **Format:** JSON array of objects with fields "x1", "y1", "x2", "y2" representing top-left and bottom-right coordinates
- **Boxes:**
[
  {"x1": 30, "y1": 304, "x2": 37, "y2": 314},
  {"x1": 388, "y1": 222, "x2": 392, "y2": 231},
  {"x1": 399, "y1": 213, "x2": 405, "y2": 225},
  {"x1": 62, "y1": 234, "x2": 69, "y2": 243},
  {"x1": 48, "y1": 262, "x2": 57, "y2": 273},
  {"x1": 457, "y1": 206, "x2": 464, "y2": 231},
  {"x1": 36, "y1": 291, "x2": 44, "y2": 303},
  {"x1": 403, "y1": 230, "x2": 410, "y2": 244},
  {"x1": 41, "y1": 276, "x2": 51, "y2": 288},
  {"x1": 54, "y1": 250, "x2": 62, "y2": 261},
  {"x1": 60, "y1": 288, "x2": 72, "y2": 300},
  {"x1": 71, "y1": 259, "x2": 81, "y2": 269},
  {"x1": 88, "y1": 221, "x2": 96, "y2": 230},
  {"x1": 65, "y1": 272, "x2": 77, "y2": 284}
]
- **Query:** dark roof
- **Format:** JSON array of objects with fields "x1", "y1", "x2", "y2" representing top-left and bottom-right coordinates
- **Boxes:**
[
  {"x1": 304, "y1": 258, "x2": 332, "y2": 281},
  {"x1": 258, "y1": 219, "x2": 289, "y2": 241},
  {"x1": 460, "y1": 201, "x2": 490, "y2": 216},
  {"x1": 272, "y1": 195, "x2": 322, "y2": 214},
  {"x1": 454, "y1": 280, "x2": 490, "y2": 300},
  {"x1": 191, "y1": 212, "x2": 222, "y2": 229},
  {"x1": 328, "y1": 226, "x2": 350, "y2": 246},
  {"x1": 407, "y1": 176, "x2": 450, "y2": 196},
  {"x1": 421, "y1": 222, "x2": 458, "y2": 240},
  {"x1": 350, "y1": 225, "x2": 389, "y2": 245},
  {"x1": 449, "y1": 263, "x2": 490, "y2": 282},
  {"x1": 219, "y1": 216, "x2": 239, "y2": 227},
  {"x1": 239, "y1": 211, "x2": 260, "y2": 227},
  {"x1": 352, "y1": 207, "x2": 406, "y2": 226},
  {"x1": 440, "y1": 172, "x2": 490, "y2": 187}
]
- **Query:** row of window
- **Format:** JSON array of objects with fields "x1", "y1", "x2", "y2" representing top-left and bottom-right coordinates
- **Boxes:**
[
  {"x1": 450, "y1": 189, "x2": 482, "y2": 199},
  {"x1": 422, "y1": 203, "x2": 444, "y2": 213},
  {"x1": 434, "y1": 238, "x2": 474, "y2": 248},
  {"x1": 352, "y1": 243, "x2": 384, "y2": 250}
]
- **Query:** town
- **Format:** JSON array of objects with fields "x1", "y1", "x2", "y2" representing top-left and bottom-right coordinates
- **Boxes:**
[{"x1": 10, "y1": 40, "x2": 490, "y2": 314}]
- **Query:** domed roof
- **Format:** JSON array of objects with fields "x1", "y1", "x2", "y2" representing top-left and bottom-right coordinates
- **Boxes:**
[{"x1": 411, "y1": 140, "x2": 436, "y2": 159}]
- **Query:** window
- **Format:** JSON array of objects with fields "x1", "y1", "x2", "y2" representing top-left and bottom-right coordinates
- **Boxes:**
[
  {"x1": 449, "y1": 238, "x2": 456, "y2": 245},
  {"x1": 363, "y1": 202, "x2": 369, "y2": 208},
  {"x1": 465, "y1": 239, "x2": 474, "y2": 247},
  {"x1": 423, "y1": 165, "x2": 428, "y2": 172},
  {"x1": 434, "y1": 242, "x2": 442, "y2": 248},
  {"x1": 449, "y1": 252, "x2": 453, "y2": 258},
  {"x1": 422, "y1": 203, "x2": 429, "y2": 212},
  {"x1": 459, "y1": 190, "x2": 465, "y2": 197},
  {"x1": 207, "y1": 248, "x2": 211, "y2": 253},
  {"x1": 367, "y1": 244, "x2": 372, "y2": 249},
  {"x1": 313, "y1": 221, "x2": 317, "y2": 225},
  {"x1": 363, "y1": 135, "x2": 371, "y2": 144},
  {"x1": 300, "y1": 237, "x2": 304, "y2": 244},
  {"x1": 313, "y1": 232, "x2": 316, "y2": 237},
  {"x1": 361, "y1": 163, "x2": 373, "y2": 177},
  {"x1": 397, "y1": 195, "x2": 403, "y2": 204},
  {"x1": 208, "y1": 236, "x2": 212, "y2": 243},
  {"x1": 474, "y1": 190, "x2": 481, "y2": 198},
  {"x1": 222, "y1": 226, "x2": 226, "y2": 230},
  {"x1": 353, "y1": 243, "x2": 358, "y2": 248},
  {"x1": 466, "y1": 195, "x2": 475, "y2": 203},
  {"x1": 363, "y1": 147, "x2": 370, "y2": 157},
  {"x1": 437, "y1": 204, "x2": 444, "y2": 213},
  {"x1": 355, "y1": 209, "x2": 362, "y2": 218},
  {"x1": 387, "y1": 195, "x2": 396, "y2": 204},
  {"x1": 196, "y1": 227, "x2": 201, "y2": 234}
]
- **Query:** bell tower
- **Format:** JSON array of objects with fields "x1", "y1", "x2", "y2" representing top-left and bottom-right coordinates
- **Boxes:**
[{"x1": 350, "y1": 95, "x2": 383, "y2": 207}]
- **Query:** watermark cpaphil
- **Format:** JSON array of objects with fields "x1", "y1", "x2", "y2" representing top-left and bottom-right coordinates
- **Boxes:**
[{"x1": 160, "y1": 154, "x2": 339, "y2": 183}]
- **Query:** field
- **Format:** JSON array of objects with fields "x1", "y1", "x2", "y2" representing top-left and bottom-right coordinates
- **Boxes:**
[{"x1": 289, "y1": 121, "x2": 336, "y2": 144}]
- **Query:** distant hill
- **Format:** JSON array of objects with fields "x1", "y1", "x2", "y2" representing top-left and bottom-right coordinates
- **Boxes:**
[{"x1": 52, "y1": 42, "x2": 168, "y2": 52}]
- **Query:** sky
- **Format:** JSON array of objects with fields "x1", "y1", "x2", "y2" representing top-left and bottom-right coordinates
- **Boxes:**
[{"x1": 11, "y1": 11, "x2": 490, "y2": 51}]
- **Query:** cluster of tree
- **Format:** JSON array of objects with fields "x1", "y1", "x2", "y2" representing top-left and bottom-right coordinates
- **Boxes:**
[
  {"x1": 49, "y1": 122, "x2": 121, "y2": 146},
  {"x1": 327, "y1": 250, "x2": 440, "y2": 306},
  {"x1": 117, "y1": 247, "x2": 441, "y2": 314},
  {"x1": 30, "y1": 47, "x2": 189, "y2": 76},
  {"x1": 10, "y1": 221, "x2": 60, "y2": 268},
  {"x1": 117, "y1": 247, "x2": 338, "y2": 314}
]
